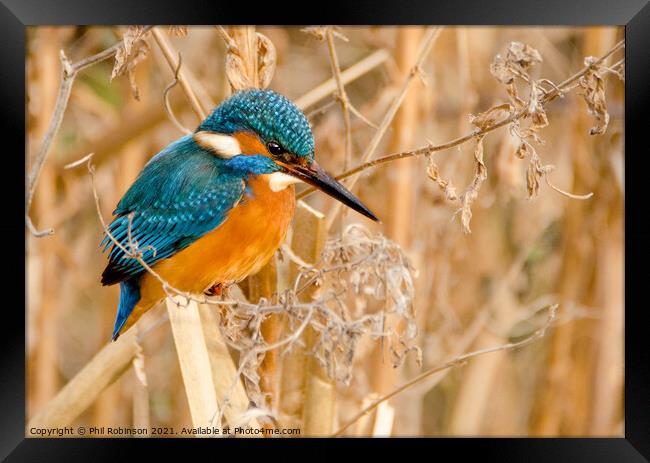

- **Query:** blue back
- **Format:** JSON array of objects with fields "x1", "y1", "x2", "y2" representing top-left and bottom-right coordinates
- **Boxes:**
[{"x1": 100, "y1": 135, "x2": 278, "y2": 285}]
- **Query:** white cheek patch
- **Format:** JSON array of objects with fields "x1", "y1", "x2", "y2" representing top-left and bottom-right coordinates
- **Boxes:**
[
  {"x1": 194, "y1": 131, "x2": 241, "y2": 158},
  {"x1": 267, "y1": 172, "x2": 303, "y2": 192}
]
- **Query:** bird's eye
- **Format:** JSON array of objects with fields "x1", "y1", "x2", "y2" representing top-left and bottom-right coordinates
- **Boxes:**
[{"x1": 267, "y1": 141, "x2": 285, "y2": 156}]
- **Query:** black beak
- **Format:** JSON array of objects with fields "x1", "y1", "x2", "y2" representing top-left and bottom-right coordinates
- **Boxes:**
[{"x1": 282, "y1": 160, "x2": 379, "y2": 222}]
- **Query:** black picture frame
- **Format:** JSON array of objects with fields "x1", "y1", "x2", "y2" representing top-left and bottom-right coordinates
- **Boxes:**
[{"x1": 6, "y1": 0, "x2": 649, "y2": 460}]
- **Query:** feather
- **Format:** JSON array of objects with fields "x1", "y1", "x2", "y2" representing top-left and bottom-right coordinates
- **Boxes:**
[{"x1": 101, "y1": 135, "x2": 248, "y2": 285}]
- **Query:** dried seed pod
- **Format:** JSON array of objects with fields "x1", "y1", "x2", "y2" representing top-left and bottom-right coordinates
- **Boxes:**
[
  {"x1": 225, "y1": 49, "x2": 253, "y2": 91},
  {"x1": 256, "y1": 32, "x2": 277, "y2": 89}
]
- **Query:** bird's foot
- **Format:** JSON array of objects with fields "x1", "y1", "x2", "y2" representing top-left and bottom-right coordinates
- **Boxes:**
[
  {"x1": 205, "y1": 283, "x2": 224, "y2": 296},
  {"x1": 204, "y1": 283, "x2": 232, "y2": 299}
]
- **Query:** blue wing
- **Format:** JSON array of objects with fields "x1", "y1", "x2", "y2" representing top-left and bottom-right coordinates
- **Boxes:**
[{"x1": 100, "y1": 135, "x2": 246, "y2": 285}]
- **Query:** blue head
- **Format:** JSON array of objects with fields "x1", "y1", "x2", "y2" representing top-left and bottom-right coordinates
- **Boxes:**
[
  {"x1": 198, "y1": 89, "x2": 314, "y2": 162},
  {"x1": 195, "y1": 89, "x2": 377, "y2": 221}
]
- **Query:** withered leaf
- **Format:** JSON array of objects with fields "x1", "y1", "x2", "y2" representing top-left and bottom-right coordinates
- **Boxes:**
[
  {"x1": 459, "y1": 136, "x2": 487, "y2": 233},
  {"x1": 515, "y1": 141, "x2": 531, "y2": 159},
  {"x1": 111, "y1": 26, "x2": 151, "y2": 100},
  {"x1": 507, "y1": 41, "x2": 542, "y2": 71},
  {"x1": 491, "y1": 42, "x2": 542, "y2": 85},
  {"x1": 470, "y1": 103, "x2": 513, "y2": 131},
  {"x1": 490, "y1": 53, "x2": 514, "y2": 84},
  {"x1": 427, "y1": 155, "x2": 458, "y2": 201},
  {"x1": 526, "y1": 154, "x2": 543, "y2": 199},
  {"x1": 579, "y1": 60, "x2": 610, "y2": 135}
]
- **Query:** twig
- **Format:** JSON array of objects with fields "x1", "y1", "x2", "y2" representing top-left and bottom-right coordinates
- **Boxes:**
[
  {"x1": 215, "y1": 25, "x2": 238, "y2": 51},
  {"x1": 279, "y1": 242, "x2": 313, "y2": 269},
  {"x1": 298, "y1": 39, "x2": 625, "y2": 203},
  {"x1": 325, "y1": 27, "x2": 353, "y2": 171},
  {"x1": 324, "y1": 27, "x2": 442, "y2": 230},
  {"x1": 163, "y1": 52, "x2": 192, "y2": 134},
  {"x1": 294, "y1": 49, "x2": 390, "y2": 110},
  {"x1": 63, "y1": 152, "x2": 95, "y2": 170},
  {"x1": 26, "y1": 26, "x2": 153, "y2": 237},
  {"x1": 25, "y1": 53, "x2": 75, "y2": 234},
  {"x1": 349, "y1": 104, "x2": 379, "y2": 130},
  {"x1": 544, "y1": 170, "x2": 594, "y2": 200},
  {"x1": 333, "y1": 304, "x2": 558, "y2": 436},
  {"x1": 151, "y1": 27, "x2": 207, "y2": 120}
]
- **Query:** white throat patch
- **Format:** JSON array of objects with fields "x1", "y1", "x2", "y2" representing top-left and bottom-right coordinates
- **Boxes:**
[
  {"x1": 194, "y1": 131, "x2": 241, "y2": 158},
  {"x1": 267, "y1": 172, "x2": 303, "y2": 192}
]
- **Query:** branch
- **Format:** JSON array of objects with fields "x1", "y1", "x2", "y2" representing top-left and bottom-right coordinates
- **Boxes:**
[
  {"x1": 294, "y1": 49, "x2": 390, "y2": 110},
  {"x1": 215, "y1": 25, "x2": 238, "y2": 51},
  {"x1": 26, "y1": 26, "x2": 153, "y2": 237},
  {"x1": 162, "y1": 51, "x2": 192, "y2": 134},
  {"x1": 299, "y1": 39, "x2": 625, "y2": 204},
  {"x1": 333, "y1": 303, "x2": 558, "y2": 436},
  {"x1": 151, "y1": 27, "x2": 207, "y2": 120},
  {"x1": 325, "y1": 27, "x2": 353, "y2": 171}
]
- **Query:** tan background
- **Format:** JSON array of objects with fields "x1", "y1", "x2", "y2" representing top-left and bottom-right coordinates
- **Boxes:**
[{"x1": 26, "y1": 26, "x2": 624, "y2": 436}]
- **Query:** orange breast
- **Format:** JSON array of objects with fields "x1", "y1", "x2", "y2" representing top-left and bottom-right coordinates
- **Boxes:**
[{"x1": 144, "y1": 176, "x2": 294, "y2": 294}]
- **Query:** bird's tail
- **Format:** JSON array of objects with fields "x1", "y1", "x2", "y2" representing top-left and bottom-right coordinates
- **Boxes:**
[{"x1": 112, "y1": 277, "x2": 142, "y2": 341}]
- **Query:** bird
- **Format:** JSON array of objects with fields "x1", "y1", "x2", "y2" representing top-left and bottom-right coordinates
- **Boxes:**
[{"x1": 101, "y1": 89, "x2": 378, "y2": 341}]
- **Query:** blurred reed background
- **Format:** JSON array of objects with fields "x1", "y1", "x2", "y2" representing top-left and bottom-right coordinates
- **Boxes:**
[{"x1": 26, "y1": 26, "x2": 624, "y2": 436}]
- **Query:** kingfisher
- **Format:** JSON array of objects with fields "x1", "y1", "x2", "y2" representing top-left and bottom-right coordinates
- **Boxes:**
[{"x1": 101, "y1": 89, "x2": 378, "y2": 340}]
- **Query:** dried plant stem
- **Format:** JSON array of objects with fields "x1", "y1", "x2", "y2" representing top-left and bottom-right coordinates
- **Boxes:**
[
  {"x1": 216, "y1": 26, "x2": 237, "y2": 50},
  {"x1": 26, "y1": 26, "x2": 153, "y2": 237},
  {"x1": 163, "y1": 52, "x2": 192, "y2": 135},
  {"x1": 27, "y1": 328, "x2": 140, "y2": 428},
  {"x1": 369, "y1": 27, "x2": 423, "y2": 434},
  {"x1": 386, "y1": 26, "x2": 422, "y2": 246},
  {"x1": 151, "y1": 27, "x2": 207, "y2": 120},
  {"x1": 535, "y1": 31, "x2": 622, "y2": 436},
  {"x1": 225, "y1": 26, "x2": 284, "y2": 422},
  {"x1": 300, "y1": 38, "x2": 625, "y2": 206},
  {"x1": 333, "y1": 304, "x2": 558, "y2": 437},
  {"x1": 199, "y1": 304, "x2": 259, "y2": 429},
  {"x1": 166, "y1": 297, "x2": 220, "y2": 428},
  {"x1": 279, "y1": 202, "x2": 323, "y2": 428},
  {"x1": 249, "y1": 260, "x2": 281, "y2": 411},
  {"x1": 286, "y1": 203, "x2": 333, "y2": 435},
  {"x1": 29, "y1": 29, "x2": 63, "y2": 417},
  {"x1": 325, "y1": 27, "x2": 353, "y2": 171},
  {"x1": 325, "y1": 27, "x2": 442, "y2": 230},
  {"x1": 131, "y1": 335, "x2": 150, "y2": 432},
  {"x1": 295, "y1": 49, "x2": 390, "y2": 110}
]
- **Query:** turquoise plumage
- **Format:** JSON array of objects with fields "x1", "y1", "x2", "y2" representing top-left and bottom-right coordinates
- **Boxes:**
[
  {"x1": 101, "y1": 135, "x2": 279, "y2": 286},
  {"x1": 101, "y1": 88, "x2": 377, "y2": 341}
]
